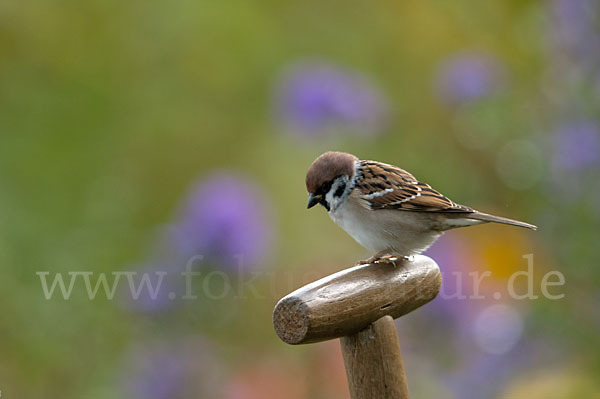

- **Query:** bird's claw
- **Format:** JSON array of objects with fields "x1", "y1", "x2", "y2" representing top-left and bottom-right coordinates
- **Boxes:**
[
  {"x1": 373, "y1": 255, "x2": 399, "y2": 264},
  {"x1": 356, "y1": 254, "x2": 413, "y2": 267}
]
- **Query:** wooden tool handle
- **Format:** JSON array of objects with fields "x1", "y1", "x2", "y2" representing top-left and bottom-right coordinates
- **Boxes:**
[
  {"x1": 273, "y1": 255, "x2": 441, "y2": 345},
  {"x1": 341, "y1": 315, "x2": 410, "y2": 399}
]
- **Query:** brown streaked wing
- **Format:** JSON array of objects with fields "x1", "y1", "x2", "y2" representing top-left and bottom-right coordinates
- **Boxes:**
[{"x1": 356, "y1": 160, "x2": 472, "y2": 212}]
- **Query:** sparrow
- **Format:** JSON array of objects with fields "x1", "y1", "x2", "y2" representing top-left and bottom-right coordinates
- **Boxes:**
[{"x1": 305, "y1": 151, "x2": 536, "y2": 264}]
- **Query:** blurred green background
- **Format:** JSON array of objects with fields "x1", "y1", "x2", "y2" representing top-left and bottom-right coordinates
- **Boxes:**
[{"x1": 2, "y1": 0, "x2": 600, "y2": 398}]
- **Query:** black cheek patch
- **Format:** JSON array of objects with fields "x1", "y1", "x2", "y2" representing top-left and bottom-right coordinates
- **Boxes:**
[
  {"x1": 318, "y1": 181, "x2": 333, "y2": 196},
  {"x1": 334, "y1": 185, "x2": 345, "y2": 198}
]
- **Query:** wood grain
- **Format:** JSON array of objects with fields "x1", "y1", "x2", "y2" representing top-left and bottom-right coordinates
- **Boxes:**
[
  {"x1": 273, "y1": 255, "x2": 441, "y2": 345},
  {"x1": 341, "y1": 315, "x2": 409, "y2": 399}
]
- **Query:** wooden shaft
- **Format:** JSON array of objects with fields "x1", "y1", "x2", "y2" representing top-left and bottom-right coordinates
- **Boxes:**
[
  {"x1": 341, "y1": 316, "x2": 409, "y2": 399},
  {"x1": 273, "y1": 255, "x2": 441, "y2": 344}
]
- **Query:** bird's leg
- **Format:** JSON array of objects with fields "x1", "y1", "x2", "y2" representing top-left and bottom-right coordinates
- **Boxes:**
[
  {"x1": 355, "y1": 250, "x2": 388, "y2": 265},
  {"x1": 357, "y1": 253, "x2": 415, "y2": 267},
  {"x1": 356, "y1": 250, "x2": 394, "y2": 266},
  {"x1": 376, "y1": 255, "x2": 416, "y2": 267},
  {"x1": 373, "y1": 255, "x2": 401, "y2": 267}
]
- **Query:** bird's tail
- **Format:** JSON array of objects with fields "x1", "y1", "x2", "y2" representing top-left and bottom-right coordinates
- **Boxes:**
[{"x1": 467, "y1": 211, "x2": 537, "y2": 230}]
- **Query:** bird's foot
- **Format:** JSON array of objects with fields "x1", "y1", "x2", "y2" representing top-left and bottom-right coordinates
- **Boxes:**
[
  {"x1": 356, "y1": 251, "x2": 387, "y2": 266},
  {"x1": 356, "y1": 254, "x2": 414, "y2": 267},
  {"x1": 373, "y1": 255, "x2": 400, "y2": 267}
]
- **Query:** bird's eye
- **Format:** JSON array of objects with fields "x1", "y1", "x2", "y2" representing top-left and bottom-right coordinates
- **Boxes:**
[{"x1": 319, "y1": 181, "x2": 333, "y2": 195}]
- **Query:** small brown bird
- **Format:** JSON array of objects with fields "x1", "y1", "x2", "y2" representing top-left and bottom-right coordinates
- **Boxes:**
[{"x1": 305, "y1": 151, "x2": 536, "y2": 264}]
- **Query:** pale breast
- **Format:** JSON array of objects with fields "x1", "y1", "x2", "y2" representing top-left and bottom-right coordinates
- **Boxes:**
[
  {"x1": 329, "y1": 193, "x2": 394, "y2": 253},
  {"x1": 328, "y1": 192, "x2": 443, "y2": 255}
]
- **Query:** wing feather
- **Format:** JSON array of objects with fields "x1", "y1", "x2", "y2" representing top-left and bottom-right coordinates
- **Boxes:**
[{"x1": 356, "y1": 161, "x2": 472, "y2": 212}]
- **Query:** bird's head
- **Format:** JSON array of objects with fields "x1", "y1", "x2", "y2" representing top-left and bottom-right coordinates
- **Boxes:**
[{"x1": 305, "y1": 151, "x2": 357, "y2": 212}]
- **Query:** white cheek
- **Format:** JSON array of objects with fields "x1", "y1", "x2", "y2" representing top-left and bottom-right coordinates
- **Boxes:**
[
  {"x1": 326, "y1": 177, "x2": 350, "y2": 212},
  {"x1": 325, "y1": 188, "x2": 336, "y2": 208}
]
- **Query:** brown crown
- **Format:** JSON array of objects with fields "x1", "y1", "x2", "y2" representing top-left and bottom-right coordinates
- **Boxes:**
[{"x1": 305, "y1": 151, "x2": 357, "y2": 193}]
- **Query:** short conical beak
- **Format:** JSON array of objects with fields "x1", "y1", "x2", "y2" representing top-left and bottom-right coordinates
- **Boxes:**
[{"x1": 307, "y1": 193, "x2": 321, "y2": 209}]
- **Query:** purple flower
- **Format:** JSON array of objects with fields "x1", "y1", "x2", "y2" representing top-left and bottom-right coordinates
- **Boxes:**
[
  {"x1": 550, "y1": 0, "x2": 600, "y2": 64},
  {"x1": 425, "y1": 236, "x2": 477, "y2": 316},
  {"x1": 552, "y1": 120, "x2": 600, "y2": 172},
  {"x1": 446, "y1": 338, "x2": 561, "y2": 399},
  {"x1": 119, "y1": 262, "x2": 180, "y2": 313},
  {"x1": 127, "y1": 349, "x2": 184, "y2": 399},
  {"x1": 170, "y1": 172, "x2": 273, "y2": 271},
  {"x1": 274, "y1": 60, "x2": 389, "y2": 138},
  {"x1": 435, "y1": 52, "x2": 505, "y2": 105},
  {"x1": 122, "y1": 338, "x2": 223, "y2": 399}
]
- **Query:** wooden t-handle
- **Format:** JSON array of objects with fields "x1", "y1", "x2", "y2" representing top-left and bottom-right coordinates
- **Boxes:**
[
  {"x1": 273, "y1": 255, "x2": 441, "y2": 345},
  {"x1": 341, "y1": 315, "x2": 410, "y2": 399}
]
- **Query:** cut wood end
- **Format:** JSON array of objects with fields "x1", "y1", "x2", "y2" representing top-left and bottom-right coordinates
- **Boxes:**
[
  {"x1": 273, "y1": 295, "x2": 309, "y2": 344},
  {"x1": 273, "y1": 255, "x2": 442, "y2": 345}
]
